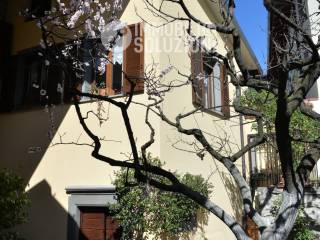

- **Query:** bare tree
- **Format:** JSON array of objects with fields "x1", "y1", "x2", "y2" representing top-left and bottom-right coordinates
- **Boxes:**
[{"x1": 27, "y1": 0, "x2": 320, "y2": 239}]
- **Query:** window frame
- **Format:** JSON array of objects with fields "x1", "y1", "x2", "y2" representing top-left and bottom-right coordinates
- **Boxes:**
[
  {"x1": 79, "y1": 22, "x2": 145, "y2": 100},
  {"x1": 25, "y1": 0, "x2": 52, "y2": 21},
  {"x1": 0, "y1": 46, "x2": 72, "y2": 112},
  {"x1": 191, "y1": 45, "x2": 230, "y2": 119},
  {"x1": 104, "y1": 22, "x2": 145, "y2": 97}
]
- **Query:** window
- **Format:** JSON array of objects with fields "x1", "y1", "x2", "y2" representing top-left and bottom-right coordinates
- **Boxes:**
[
  {"x1": 107, "y1": 23, "x2": 144, "y2": 96},
  {"x1": 0, "y1": 48, "x2": 70, "y2": 111},
  {"x1": 26, "y1": 0, "x2": 51, "y2": 20},
  {"x1": 80, "y1": 23, "x2": 144, "y2": 99},
  {"x1": 78, "y1": 38, "x2": 105, "y2": 101},
  {"x1": 0, "y1": 23, "x2": 144, "y2": 110},
  {"x1": 104, "y1": 37, "x2": 124, "y2": 96},
  {"x1": 191, "y1": 45, "x2": 230, "y2": 118}
]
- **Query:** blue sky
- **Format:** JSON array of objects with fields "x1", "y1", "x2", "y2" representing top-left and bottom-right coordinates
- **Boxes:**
[{"x1": 235, "y1": 1, "x2": 268, "y2": 72}]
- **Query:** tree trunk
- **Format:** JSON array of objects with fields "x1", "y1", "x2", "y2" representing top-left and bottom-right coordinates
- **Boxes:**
[{"x1": 261, "y1": 191, "x2": 301, "y2": 240}]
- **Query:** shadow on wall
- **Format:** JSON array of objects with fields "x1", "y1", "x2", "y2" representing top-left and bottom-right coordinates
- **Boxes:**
[
  {"x1": 17, "y1": 180, "x2": 72, "y2": 240},
  {"x1": 220, "y1": 172, "x2": 243, "y2": 223},
  {"x1": 0, "y1": 104, "x2": 70, "y2": 185}
]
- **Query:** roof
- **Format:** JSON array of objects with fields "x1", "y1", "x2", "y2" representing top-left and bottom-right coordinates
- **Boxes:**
[
  {"x1": 201, "y1": 0, "x2": 263, "y2": 74},
  {"x1": 121, "y1": 0, "x2": 263, "y2": 74}
]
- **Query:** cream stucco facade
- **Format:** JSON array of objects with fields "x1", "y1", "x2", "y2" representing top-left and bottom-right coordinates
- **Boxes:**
[{"x1": 0, "y1": 0, "x2": 261, "y2": 239}]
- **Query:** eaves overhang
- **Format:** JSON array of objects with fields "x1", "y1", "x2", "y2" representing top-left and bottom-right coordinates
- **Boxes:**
[{"x1": 201, "y1": 0, "x2": 263, "y2": 75}]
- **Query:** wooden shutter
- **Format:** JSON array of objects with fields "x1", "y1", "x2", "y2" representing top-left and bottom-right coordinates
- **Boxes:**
[
  {"x1": 106, "y1": 216, "x2": 121, "y2": 240},
  {"x1": 105, "y1": 51, "x2": 115, "y2": 96},
  {"x1": 220, "y1": 64, "x2": 230, "y2": 118},
  {"x1": 123, "y1": 23, "x2": 144, "y2": 94},
  {"x1": 191, "y1": 43, "x2": 204, "y2": 106}
]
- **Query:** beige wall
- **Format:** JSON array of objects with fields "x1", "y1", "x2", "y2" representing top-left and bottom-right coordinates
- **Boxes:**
[
  {"x1": 156, "y1": 2, "x2": 243, "y2": 239},
  {"x1": 0, "y1": 0, "x2": 260, "y2": 239}
]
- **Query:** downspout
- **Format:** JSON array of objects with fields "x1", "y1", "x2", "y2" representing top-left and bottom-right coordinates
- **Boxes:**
[{"x1": 237, "y1": 87, "x2": 246, "y2": 180}]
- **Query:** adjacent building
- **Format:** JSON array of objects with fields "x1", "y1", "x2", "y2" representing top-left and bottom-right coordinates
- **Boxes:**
[{"x1": 0, "y1": 0, "x2": 262, "y2": 239}]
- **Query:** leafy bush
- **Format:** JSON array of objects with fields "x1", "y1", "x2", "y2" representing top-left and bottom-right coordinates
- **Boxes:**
[
  {"x1": 0, "y1": 168, "x2": 29, "y2": 240},
  {"x1": 290, "y1": 207, "x2": 316, "y2": 240},
  {"x1": 109, "y1": 155, "x2": 213, "y2": 240},
  {"x1": 241, "y1": 89, "x2": 320, "y2": 168}
]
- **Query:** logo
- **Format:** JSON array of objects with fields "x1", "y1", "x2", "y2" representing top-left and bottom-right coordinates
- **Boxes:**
[{"x1": 101, "y1": 20, "x2": 131, "y2": 53}]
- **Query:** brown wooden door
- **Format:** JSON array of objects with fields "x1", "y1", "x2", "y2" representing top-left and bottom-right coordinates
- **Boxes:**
[{"x1": 79, "y1": 207, "x2": 121, "y2": 240}]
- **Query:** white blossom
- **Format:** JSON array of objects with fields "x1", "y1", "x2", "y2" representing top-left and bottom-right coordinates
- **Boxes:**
[
  {"x1": 100, "y1": 6, "x2": 106, "y2": 14},
  {"x1": 98, "y1": 17, "x2": 105, "y2": 32},
  {"x1": 98, "y1": 58, "x2": 107, "y2": 74},
  {"x1": 57, "y1": 83, "x2": 63, "y2": 93},
  {"x1": 94, "y1": 11, "x2": 100, "y2": 21},
  {"x1": 105, "y1": 2, "x2": 111, "y2": 11},
  {"x1": 83, "y1": 0, "x2": 91, "y2": 13},
  {"x1": 36, "y1": 21, "x2": 41, "y2": 28},
  {"x1": 40, "y1": 89, "x2": 47, "y2": 96},
  {"x1": 113, "y1": 0, "x2": 123, "y2": 10},
  {"x1": 67, "y1": 9, "x2": 83, "y2": 28},
  {"x1": 39, "y1": 40, "x2": 46, "y2": 49},
  {"x1": 75, "y1": 72, "x2": 82, "y2": 78},
  {"x1": 85, "y1": 19, "x2": 96, "y2": 38}
]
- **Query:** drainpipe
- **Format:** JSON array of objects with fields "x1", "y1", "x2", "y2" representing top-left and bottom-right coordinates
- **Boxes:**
[{"x1": 237, "y1": 87, "x2": 246, "y2": 180}]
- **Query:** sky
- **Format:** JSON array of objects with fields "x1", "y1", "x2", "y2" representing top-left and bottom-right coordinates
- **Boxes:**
[{"x1": 235, "y1": 1, "x2": 268, "y2": 72}]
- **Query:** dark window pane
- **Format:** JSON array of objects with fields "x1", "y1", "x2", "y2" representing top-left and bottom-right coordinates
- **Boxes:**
[
  {"x1": 112, "y1": 63, "x2": 122, "y2": 92},
  {"x1": 47, "y1": 65, "x2": 65, "y2": 105},
  {"x1": 30, "y1": 0, "x2": 51, "y2": 18}
]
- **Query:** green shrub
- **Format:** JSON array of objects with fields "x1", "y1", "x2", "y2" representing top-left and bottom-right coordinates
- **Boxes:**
[
  {"x1": 290, "y1": 207, "x2": 315, "y2": 240},
  {"x1": 0, "y1": 168, "x2": 29, "y2": 240},
  {"x1": 109, "y1": 155, "x2": 213, "y2": 240}
]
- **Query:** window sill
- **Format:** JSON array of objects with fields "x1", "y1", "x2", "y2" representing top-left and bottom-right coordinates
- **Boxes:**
[
  {"x1": 204, "y1": 108, "x2": 227, "y2": 119},
  {"x1": 78, "y1": 90, "x2": 144, "y2": 104},
  {"x1": 193, "y1": 103, "x2": 228, "y2": 119}
]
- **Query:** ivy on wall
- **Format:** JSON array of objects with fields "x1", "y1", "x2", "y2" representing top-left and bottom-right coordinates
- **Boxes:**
[
  {"x1": 0, "y1": 168, "x2": 29, "y2": 240},
  {"x1": 109, "y1": 155, "x2": 213, "y2": 240}
]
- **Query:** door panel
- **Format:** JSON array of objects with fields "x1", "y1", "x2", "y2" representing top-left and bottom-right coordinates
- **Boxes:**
[{"x1": 79, "y1": 207, "x2": 121, "y2": 240}]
